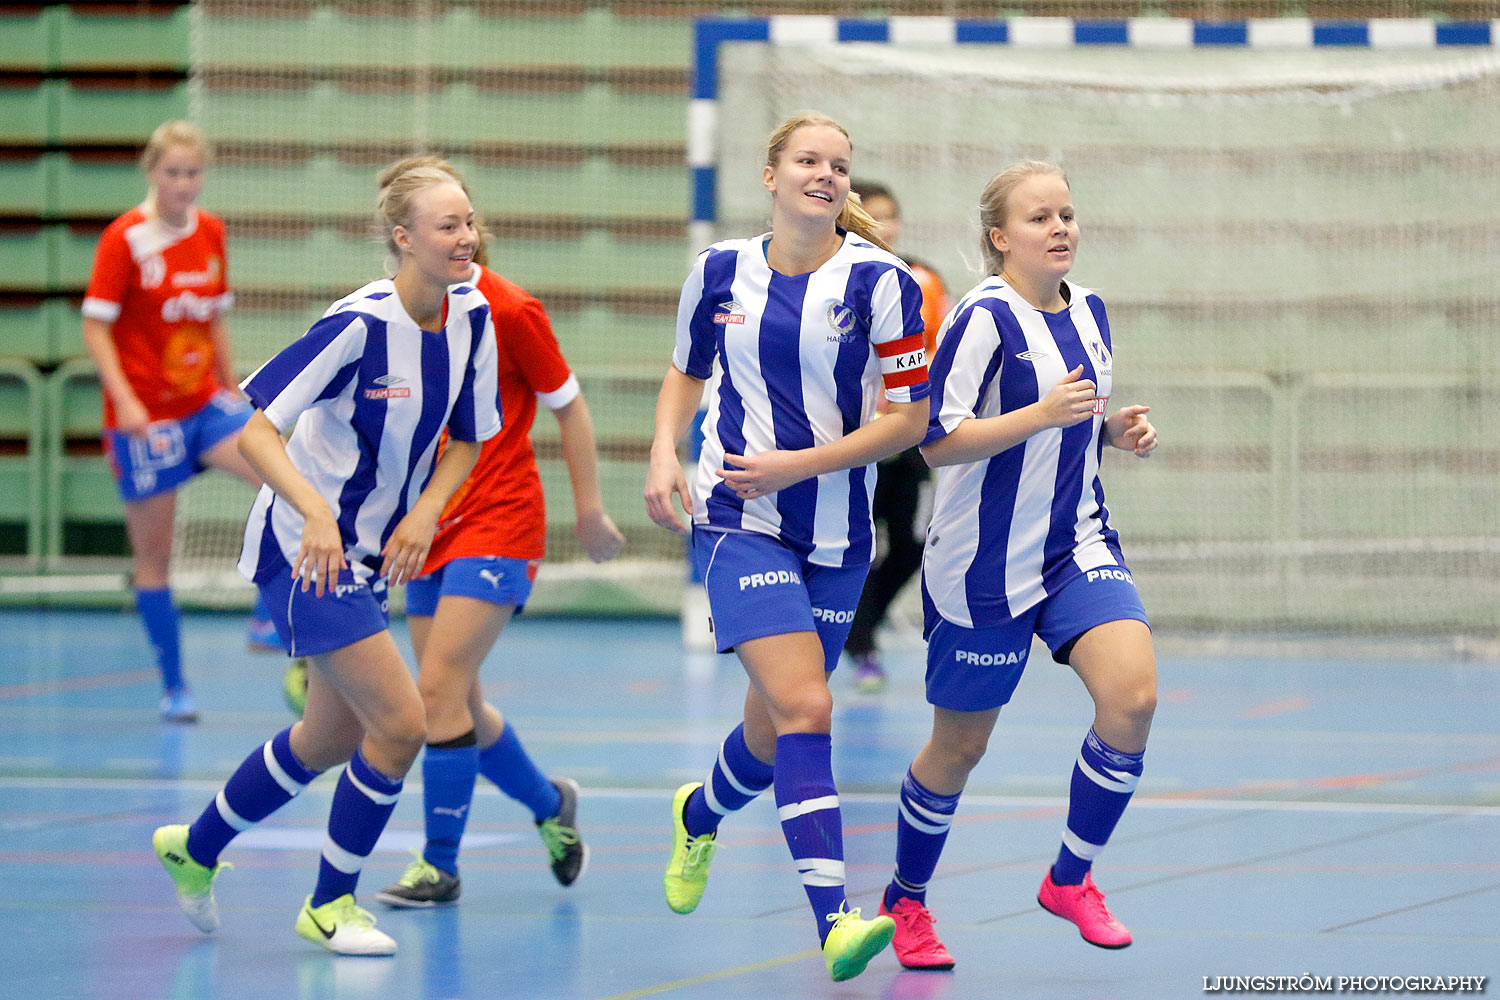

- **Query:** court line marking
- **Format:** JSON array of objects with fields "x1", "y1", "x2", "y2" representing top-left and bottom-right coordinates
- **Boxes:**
[
  {"x1": 1321, "y1": 880, "x2": 1500, "y2": 932},
  {"x1": 0, "y1": 668, "x2": 157, "y2": 699},
  {"x1": 588, "y1": 948, "x2": 821, "y2": 1000},
  {"x1": 0, "y1": 777, "x2": 1497, "y2": 816}
]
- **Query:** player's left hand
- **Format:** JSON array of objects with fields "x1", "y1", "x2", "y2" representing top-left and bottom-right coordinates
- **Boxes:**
[
  {"x1": 381, "y1": 506, "x2": 439, "y2": 585},
  {"x1": 1107, "y1": 404, "x2": 1157, "y2": 458},
  {"x1": 717, "y1": 450, "x2": 811, "y2": 500},
  {"x1": 576, "y1": 509, "x2": 626, "y2": 563}
]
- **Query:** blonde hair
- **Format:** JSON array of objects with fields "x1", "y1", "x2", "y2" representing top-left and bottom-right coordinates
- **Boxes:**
[
  {"x1": 376, "y1": 165, "x2": 470, "y2": 276},
  {"x1": 376, "y1": 154, "x2": 491, "y2": 268},
  {"x1": 140, "y1": 120, "x2": 210, "y2": 173},
  {"x1": 764, "y1": 113, "x2": 892, "y2": 254},
  {"x1": 978, "y1": 160, "x2": 1068, "y2": 275}
]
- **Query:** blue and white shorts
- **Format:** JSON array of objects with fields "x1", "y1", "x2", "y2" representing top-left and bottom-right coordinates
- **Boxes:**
[
  {"x1": 404, "y1": 556, "x2": 539, "y2": 617},
  {"x1": 924, "y1": 565, "x2": 1149, "y2": 712},
  {"x1": 694, "y1": 527, "x2": 868, "y2": 674},
  {"x1": 107, "y1": 390, "x2": 251, "y2": 502},
  {"x1": 256, "y1": 562, "x2": 390, "y2": 658}
]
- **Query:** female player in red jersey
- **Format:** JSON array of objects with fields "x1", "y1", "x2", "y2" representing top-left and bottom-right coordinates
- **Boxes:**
[
  {"x1": 81, "y1": 120, "x2": 273, "y2": 722},
  {"x1": 365, "y1": 157, "x2": 627, "y2": 910}
]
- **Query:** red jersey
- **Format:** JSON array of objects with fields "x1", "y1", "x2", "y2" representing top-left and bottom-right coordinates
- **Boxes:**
[
  {"x1": 82, "y1": 207, "x2": 234, "y2": 428},
  {"x1": 422, "y1": 265, "x2": 576, "y2": 571}
]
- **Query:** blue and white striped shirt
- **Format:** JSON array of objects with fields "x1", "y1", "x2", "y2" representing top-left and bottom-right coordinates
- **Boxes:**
[
  {"x1": 922, "y1": 277, "x2": 1124, "y2": 628},
  {"x1": 238, "y1": 278, "x2": 502, "y2": 585},
  {"x1": 674, "y1": 231, "x2": 929, "y2": 567}
]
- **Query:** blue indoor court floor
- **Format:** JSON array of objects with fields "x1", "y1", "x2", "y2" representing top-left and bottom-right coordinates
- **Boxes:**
[{"x1": 0, "y1": 608, "x2": 1495, "y2": 1000}]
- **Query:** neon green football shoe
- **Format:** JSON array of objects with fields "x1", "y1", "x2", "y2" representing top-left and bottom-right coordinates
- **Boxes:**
[
  {"x1": 152, "y1": 824, "x2": 230, "y2": 933},
  {"x1": 663, "y1": 782, "x2": 717, "y2": 914},
  {"x1": 295, "y1": 894, "x2": 396, "y2": 956},
  {"x1": 822, "y1": 904, "x2": 895, "y2": 982}
]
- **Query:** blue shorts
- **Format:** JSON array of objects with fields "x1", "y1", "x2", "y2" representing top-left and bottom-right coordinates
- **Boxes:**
[
  {"x1": 107, "y1": 390, "x2": 252, "y2": 502},
  {"x1": 924, "y1": 565, "x2": 1150, "y2": 712},
  {"x1": 405, "y1": 556, "x2": 539, "y2": 617},
  {"x1": 694, "y1": 528, "x2": 868, "y2": 674},
  {"x1": 256, "y1": 563, "x2": 390, "y2": 658}
]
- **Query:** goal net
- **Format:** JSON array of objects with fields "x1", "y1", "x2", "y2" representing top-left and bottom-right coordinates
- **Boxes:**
[{"x1": 714, "y1": 35, "x2": 1500, "y2": 640}]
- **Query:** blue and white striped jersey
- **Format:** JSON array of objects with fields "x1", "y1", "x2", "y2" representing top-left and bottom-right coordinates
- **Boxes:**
[
  {"x1": 237, "y1": 278, "x2": 502, "y2": 585},
  {"x1": 674, "y1": 231, "x2": 929, "y2": 567},
  {"x1": 922, "y1": 276, "x2": 1124, "y2": 629}
]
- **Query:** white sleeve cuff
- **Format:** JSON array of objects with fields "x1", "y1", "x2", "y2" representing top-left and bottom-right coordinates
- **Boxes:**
[
  {"x1": 81, "y1": 297, "x2": 121, "y2": 323},
  {"x1": 536, "y1": 373, "x2": 581, "y2": 411}
]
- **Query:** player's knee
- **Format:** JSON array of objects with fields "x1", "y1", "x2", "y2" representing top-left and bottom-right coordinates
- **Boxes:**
[{"x1": 774, "y1": 685, "x2": 833, "y2": 733}]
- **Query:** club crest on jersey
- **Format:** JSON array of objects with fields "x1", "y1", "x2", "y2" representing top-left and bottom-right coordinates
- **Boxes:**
[
  {"x1": 826, "y1": 301, "x2": 858, "y2": 339},
  {"x1": 713, "y1": 300, "x2": 746, "y2": 325},
  {"x1": 364, "y1": 373, "x2": 410, "y2": 399},
  {"x1": 1088, "y1": 338, "x2": 1112, "y2": 373}
]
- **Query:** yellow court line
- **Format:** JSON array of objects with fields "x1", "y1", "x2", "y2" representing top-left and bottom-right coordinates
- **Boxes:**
[{"x1": 591, "y1": 947, "x2": 821, "y2": 1000}]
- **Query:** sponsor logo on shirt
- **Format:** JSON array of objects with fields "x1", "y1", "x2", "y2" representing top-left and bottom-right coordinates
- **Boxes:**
[
  {"x1": 1017, "y1": 350, "x2": 1049, "y2": 362},
  {"x1": 713, "y1": 300, "x2": 746, "y2": 325},
  {"x1": 172, "y1": 257, "x2": 221, "y2": 287},
  {"x1": 955, "y1": 648, "x2": 1028, "y2": 666},
  {"x1": 1092, "y1": 395, "x2": 1109, "y2": 415},
  {"x1": 738, "y1": 569, "x2": 802, "y2": 591},
  {"x1": 160, "y1": 289, "x2": 226, "y2": 323},
  {"x1": 1085, "y1": 567, "x2": 1133, "y2": 584},
  {"x1": 365, "y1": 375, "x2": 410, "y2": 400},
  {"x1": 811, "y1": 607, "x2": 855, "y2": 623}
]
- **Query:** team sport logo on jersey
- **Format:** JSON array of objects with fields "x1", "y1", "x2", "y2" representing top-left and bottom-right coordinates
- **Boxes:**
[
  {"x1": 713, "y1": 300, "x2": 746, "y2": 325},
  {"x1": 826, "y1": 301, "x2": 858, "y2": 341},
  {"x1": 364, "y1": 374, "x2": 410, "y2": 400},
  {"x1": 1087, "y1": 338, "x2": 1112, "y2": 374},
  {"x1": 1017, "y1": 350, "x2": 1049, "y2": 362}
]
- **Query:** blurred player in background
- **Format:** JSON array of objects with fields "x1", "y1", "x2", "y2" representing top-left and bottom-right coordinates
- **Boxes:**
[
  {"x1": 878, "y1": 162, "x2": 1158, "y2": 970},
  {"x1": 842, "y1": 181, "x2": 950, "y2": 692},
  {"x1": 645, "y1": 112, "x2": 928, "y2": 982},
  {"x1": 81, "y1": 119, "x2": 280, "y2": 723},
  {"x1": 367, "y1": 156, "x2": 626, "y2": 910},
  {"x1": 151, "y1": 165, "x2": 500, "y2": 956}
]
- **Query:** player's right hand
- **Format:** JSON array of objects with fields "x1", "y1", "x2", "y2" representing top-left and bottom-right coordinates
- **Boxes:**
[
  {"x1": 114, "y1": 395, "x2": 152, "y2": 436},
  {"x1": 1038, "y1": 365, "x2": 1097, "y2": 429},
  {"x1": 294, "y1": 509, "x2": 346, "y2": 597},
  {"x1": 644, "y1": 450, "x2": 692, "y2": 535}
]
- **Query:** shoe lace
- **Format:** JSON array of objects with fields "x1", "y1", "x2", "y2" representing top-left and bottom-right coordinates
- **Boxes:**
[
  {"x1": 1076, "y1": 878, "x2": 1118, "y2": 924},
  {"x1": 892, "y1": 900, "x2": 941, "y2": 945},
  {"x1": 537, "y1": 818, "x2": 579, "y2": 862},
  {"x1": 333, "y1": 897, "x2": 378, "y2": 930},
  {"x1": 823, "y1": 902, "x2": 862, "y2": 929},
  {"x1": 681, "y1": 834, "x2": 717, "y2": 876},
  {"x1": 396, "y1": 850, "x2": 441, "y2": 888}
]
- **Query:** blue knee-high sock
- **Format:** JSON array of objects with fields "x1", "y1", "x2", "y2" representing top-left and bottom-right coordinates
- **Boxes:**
[
  {"x1": 422, "y1": 731, "x2": 479, "y2": 875},
  {"x1": 885, "y1": 768, "x2": 961, "y2": 910},
  {"x1": 476, "y1": 722, "x2": 559, "y2": 822},
  {"x1": 136, "y1": 587, "x2": 183, "y2": 692},
  {"x1": 1052, "y1": 728, "x2": 1144, "y2": 886},
  {"x1": 186, "y1": 727, "x2": 320, "y2": 868},
  {"x1": 773, "y1": 732, "x2": 846, "y2": 944},
  {"x1": 683, "y1": 722, "x2": 774, "y2": 837},
  {"x1": 312, "y1": 749, "x2": 404, "y2": 907}
]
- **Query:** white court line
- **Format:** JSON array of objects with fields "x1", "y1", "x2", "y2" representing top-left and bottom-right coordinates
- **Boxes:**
[{"x1": 0, "y1": 777, "x2": 1496, "y2": 819}]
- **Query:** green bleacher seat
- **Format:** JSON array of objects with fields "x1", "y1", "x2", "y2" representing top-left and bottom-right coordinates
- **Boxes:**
[
  {"x1": 54, "y1": 80, "x2": 188, "y2": 144},
  {"x1": 0, "y1": 226, "x2": 55, "y2": 291},
  {"x1": 45, "y1": 359, "x2": 120, "y2": 563},
  {"x1": 0, "y1": 154, "x2": 53, "y2": 216},
  {"x1": 55, "y1": 6, "x2": 190, "y2": 71},
  {"x1": 0, "y1": 8, "x2": 57, "y2": 72},
  {"x1": 53, "y1": 225, "x2": 104, "y2": 291},
  {"x1": 0, "y1": 79, "x2": 56, "y2": 144},
  {"x1": 53, "y1": 154, "x2": 141, "y2": 219},
  {"x1": 0, "y1": 298, "x2": 71, "y2": 364},
  {"x1": 0, "y1": 359, "x2": 46, "y2": 565}
]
